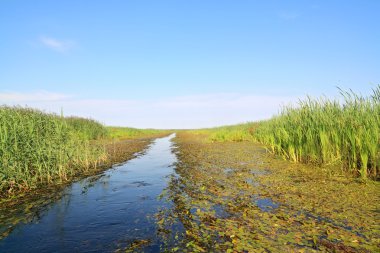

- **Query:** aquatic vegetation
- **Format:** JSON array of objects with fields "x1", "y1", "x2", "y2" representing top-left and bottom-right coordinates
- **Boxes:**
[
  {"x1": 0, "y1": 106, "x2": 170, "y2": 197},
  {"x1": 65, "y1": 116, "x2": 108, "y2": 140},
  {"x1": 199, "y1": 86, "x2": 380, "y2": 179},
  {"x1": 0, "y1": 106, "x2": 108, "y2": 196},
  {"x1": 156, "y1": 132, "x2": 379, "y2": 252},
  {"x1": 107, "y1": 126, "x2": 169, "y2": 140},
  {"x1": 254, "y1": 86, "x2": 380, "y2": 179},
  {"x1": 207, "y1": 124, "x2": 258, "y2": 142},
  {"x1": 187, "y1": 123, "x2": 259, "y2": 143}
]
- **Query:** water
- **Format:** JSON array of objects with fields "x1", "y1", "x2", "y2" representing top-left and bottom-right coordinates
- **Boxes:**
[{"x1": 0, "y1": 134, "x2": 177, "y2": 253}]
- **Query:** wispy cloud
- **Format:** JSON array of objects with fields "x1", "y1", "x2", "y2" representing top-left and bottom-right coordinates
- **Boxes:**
[
  {"x1": 40, "y1": 36, "x2": 75, "y2": 52},
  {"x1": 0, "y1": 91, "x2": 297, "y2": 128},
  {"x1": 0, "y1": 90, "x2": 72, "y2": 102}
]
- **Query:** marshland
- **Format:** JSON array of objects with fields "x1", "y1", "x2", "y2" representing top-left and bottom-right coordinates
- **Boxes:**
[
  {"x1": 2, "y1": 1, "x2": 380, "y2": 252},
  {"x1": 0, "y1": 87, "x2": 379, "y2": 252}
]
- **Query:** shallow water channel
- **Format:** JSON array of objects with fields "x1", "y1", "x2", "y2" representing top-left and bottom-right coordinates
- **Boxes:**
[{"x1": 0, "y1": 134, "x2": 177, "y2": 252}]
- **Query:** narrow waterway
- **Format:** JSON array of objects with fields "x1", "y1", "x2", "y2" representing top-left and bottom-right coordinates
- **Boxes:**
[{"x1": 0, "y1": 134, "x2": 177, "y2": 252}]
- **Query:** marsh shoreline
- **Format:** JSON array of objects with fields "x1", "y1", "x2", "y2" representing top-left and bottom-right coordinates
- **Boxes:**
[
  {"x1": 0, "y1": 134, "x2": 177, "y2": 252},
  {"x1": 1, "y1": 132, "x2": 379, "y2": 252},
  {"x1": 157, "y1": 132, "x2": 379, "y2": 252}
]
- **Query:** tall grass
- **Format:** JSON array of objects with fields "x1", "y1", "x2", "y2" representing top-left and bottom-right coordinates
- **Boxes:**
[
  {"x1": 0, "y1": 106, "x2": 107, "y2": 195},
  {"x1": 202, "y1": 86, "x2": 380, "y2": 179},
  {"x1": 191, "y1": 123, "x2": 258, "y2": 142},
  {"x1": 65, "y1": 116, "x2": 108, "y2": 140},
  {"x1": 255, "y1": 87, "x2": 379, "y2": 179},
  {"x1": 107, "y1": 126, "x2": 168, "y2": 140}
]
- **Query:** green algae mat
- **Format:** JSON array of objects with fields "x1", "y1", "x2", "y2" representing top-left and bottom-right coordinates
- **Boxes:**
[{"x1": 156, "y1": 132, "x2": 379, "y2": 252}]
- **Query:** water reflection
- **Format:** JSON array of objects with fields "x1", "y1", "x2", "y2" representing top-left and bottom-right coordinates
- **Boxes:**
[{"x1": 0, "y1": 134, "x2": 177, "y2": 253}]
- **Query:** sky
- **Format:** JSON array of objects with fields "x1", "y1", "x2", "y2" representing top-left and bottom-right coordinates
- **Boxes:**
[{"x1": 1, "y1": 0, "x2": 379, "y2": 128}]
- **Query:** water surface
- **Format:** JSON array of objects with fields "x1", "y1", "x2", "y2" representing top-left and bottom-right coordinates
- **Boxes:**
[{"x1": 0, "y1": 134, "x2": 177, "y2": 252}]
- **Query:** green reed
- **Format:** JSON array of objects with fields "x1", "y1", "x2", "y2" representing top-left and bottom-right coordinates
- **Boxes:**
[
  {"x1": 0, "y1": 106, "x2": 108, "y2": 195},
  {"x1": 203, "y1": 123, "x2": 258, "y2": 142},
  {"x1": 65, "y1": 116, "x2": 108, "y2": 140},
  {"x1": 200, "y1": 86, "x2": 379, "y2": 179},
  {"x1": 107, "y1": 126, "x2": 167, "y2": 140},
  {"x1": 254, "y1": 86, "x2": 379, "y2": 179}
]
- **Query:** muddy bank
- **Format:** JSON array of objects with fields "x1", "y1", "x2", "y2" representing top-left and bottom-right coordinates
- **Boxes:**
[{"x1": 156, "y1": 132, "x2": 379, "y2": 252}]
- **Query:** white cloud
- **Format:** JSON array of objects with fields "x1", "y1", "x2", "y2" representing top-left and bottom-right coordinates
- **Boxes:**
[
  {"x1": 0, "y1": 91, "x2": 297, "y2": 129},
  {"x1": 0, "y1": 90, "x2": 72, "y2": 102},
  {"x1": 40, "y1": 36, "x2": 75, "y2": 52}
]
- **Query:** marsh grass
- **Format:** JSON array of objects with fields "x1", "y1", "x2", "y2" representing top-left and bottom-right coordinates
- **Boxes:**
[
  {"x1": 0, "y1": 106, "x2": 107, "y2": 195},
  {"x1": 201, "y1": 86, "x2": 380, "y2": 179},
  {"x1": 188, "y1": 123, "x2": 259, "y2": 142},
  {"x1": 208, "y1": 124, "x2": 257, "y2": 142},
  {"x1": 65, "y1": 116, "x2": 108, "y2": 140},
  {"x1": 162, "y1": 132, "x2": 379, "y2": 252},
  {"x1": 107, "y1": 126, "x2": 169, "y2": 140}
]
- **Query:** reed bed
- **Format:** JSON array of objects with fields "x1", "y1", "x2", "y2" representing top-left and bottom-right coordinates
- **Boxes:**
[
  {"x1": 190, "y1": 123, "x2": 258, "y2": 142},
  {"x1": 107, "y1": 126, "x2": 168, "y2": 140},
  {"x1": 0, "y1": 106, "x2": 107, "y2": 195},
  {"x1": 255, "y1": 87, "x2": 379, "y2": 179},
  {"x1": 203, "y1": 86, "x2": 380, "y2": 179},
  {"x1": 65, "y1": 116, "x2": 108, "y2": 140}
]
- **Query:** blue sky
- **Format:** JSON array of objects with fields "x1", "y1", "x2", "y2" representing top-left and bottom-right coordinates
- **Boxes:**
[{"x1": 1, "y1": 1, "x2": 379, "y2": 128}]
